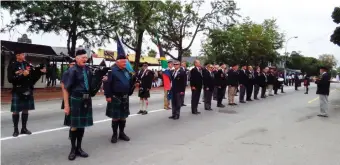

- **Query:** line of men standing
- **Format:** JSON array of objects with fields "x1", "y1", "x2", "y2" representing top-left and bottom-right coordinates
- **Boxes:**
[{"x1": 162, "y1": 61, "x2": 287, "y2": 119}]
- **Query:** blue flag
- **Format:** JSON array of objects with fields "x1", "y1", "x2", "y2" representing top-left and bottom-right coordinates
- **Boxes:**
[{"x1": 116, "y1": 33, "x2": 134, "y2": 73}]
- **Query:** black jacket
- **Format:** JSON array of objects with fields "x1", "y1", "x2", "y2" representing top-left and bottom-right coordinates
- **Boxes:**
[
  {"x1": 316, "y1": 72, "x2": 330, "y2": 95},
  {"x1": 171, "y1": 69, "x2": 186, "y2": 93},
  {"x1": 137, "y1": 69, "x2": 154, "y2": 89},
  {"x1": 203, "y1": 70, "x2": 215, "y2": 91},
  {"x1": 238, "y1": 69, "x2": 248, "y2": 85},
  {"x1": 246, "y1": 70, "x2": 255, "y2": 85},
  {"x1": 190, "y1": 67, "x2": 203, "y2": 89},
  {"x1": 267, "y1": 73, "x2": 275, "y2": 85},
  {"x1": 181, "y1": 67, "x2": 189, "y2": 86},
  {"x1": 215, "y1": 69, "x2": 227, "y2": 87},
  {"x1": 227, "y1": 69, "x2": 238, "y2": 86},
  {"x1": 254, "y1": 71, "x2": 261, "y2": 85},
  {"x1": 258, "y1": 72, "x2": 267, "y2": 87}
]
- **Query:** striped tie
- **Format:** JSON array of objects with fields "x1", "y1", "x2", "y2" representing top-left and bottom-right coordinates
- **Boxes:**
[{"x1": 83, "y1": 69, "x2": 89, "y2": 91}]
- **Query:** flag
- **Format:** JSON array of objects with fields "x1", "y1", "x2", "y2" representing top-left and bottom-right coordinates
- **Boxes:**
[
  {"x1": 155, "y1": 32, "x2": 171, "y2": 91},
  {"x1": 116, "y1": 32, "x2": 134, "y2": 73}
]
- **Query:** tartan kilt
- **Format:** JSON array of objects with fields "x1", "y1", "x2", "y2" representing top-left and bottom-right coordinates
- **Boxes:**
[
  {"x1": 69, "y1": 97, "x2": 93, "y2": 128},
  {"x1": 138, "y1": 88, "x2": 150, "y2": 98},
  {"x1": 106, "y1": 96, "x2": 130, "y2": 119},
  {"x1": 11, "y1": 92, "x2": 35, "y2": 113}
]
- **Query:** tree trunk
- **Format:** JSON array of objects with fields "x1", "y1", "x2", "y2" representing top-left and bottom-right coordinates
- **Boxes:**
[
  {"x1": 133, "y1": 30, "x2": 145, "y2": 72},
  {"x1": 178, "y1": 48, "x2": 183, "y2": 62}
]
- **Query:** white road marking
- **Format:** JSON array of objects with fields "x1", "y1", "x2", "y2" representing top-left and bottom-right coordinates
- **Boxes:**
[{"x1": 0, "y1": 105, "x2": 191, "y2": 141}]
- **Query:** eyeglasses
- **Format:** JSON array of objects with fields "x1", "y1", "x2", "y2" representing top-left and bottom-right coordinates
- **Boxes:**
[{"x1": 174, "y1": 64, "x2": 179, "y2": 65}]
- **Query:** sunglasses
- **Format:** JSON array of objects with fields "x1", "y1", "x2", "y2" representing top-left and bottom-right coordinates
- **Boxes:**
[{"x1": 174, "y1": 64, "x2": 179, "y2": 65}]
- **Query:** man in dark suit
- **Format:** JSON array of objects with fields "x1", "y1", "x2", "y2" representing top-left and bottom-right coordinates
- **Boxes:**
[
  {"x1": 180, "y1": 61, "x2": 189, "y2": 106},
  {"x1": 253, "y1": 66, "x2": 261, "y2": 100},
  {"x1": 203, "y1": 64, "x2": 215, "y2": 110},
  {"x1": 227, "y1": 64, "x2": 239, "y2": 105},
  {"x1": 169, "y1": 61, "x2": 186, "y2": 120},
  {"x1": 190, "y1": 60, "x2": 203, "y2": 115},
  {"x1": 212, "y1": 64, "x2": 219, "y2": 100},
  {"x1": 215, "y1": 63, "x2": 228, "y2": 107},
  {"x1": 238, "y1": 65, "x2": 248, "y2": 103},
  {"x1": 294, "y1": 73, "x2": 300, "y2": 91},
  {"x1": 315, "y1": 66, "x2": 331, "y2": 117},
  {"x1": 259, "y1": 67, "x2": 268, "y2": 98},
  {"x1": 246, "y1": 66, "x2": 255, "y2": 101}
]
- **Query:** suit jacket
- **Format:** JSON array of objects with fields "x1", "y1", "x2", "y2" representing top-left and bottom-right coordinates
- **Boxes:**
[
  {"x1": 238, "y1": 69, "x2": 248, "y2": 85},
  {"x1": 254, "y1": 71, "x2": 260, "y2": 85},
  {"x1": 226, "y1": 69, "x2": 238, "y2": 86},
  {"x1": 267, "y1": 73, "x2": 275, "y2": 85},
  {"x1": 246, "y1": 70, "x2": 255, "y2": 85},
  {"x1": 316, "y1": 72, "x2": 330, "y2": 95},
  {"x1": 215, "y1": 69, "x2": 227, "y2": 87},
  {"x1": 137, "y1": 69, "x2": 154, "y2": 89},
  {"x1": 203, "y1": 70, "x2": 215, "y2": 91},
  {"x1": 258, "y1": 72, "x2": 267, "y2": 87},
  {"x1": 190, "y1": 67, "x2": 203, "y2": 89},
  {"x1": 181, "y1": 67, "x2": 189, "y2": 86},
  {"x1": 171, "y1": 69, "x2": 186, "y2": 93}
]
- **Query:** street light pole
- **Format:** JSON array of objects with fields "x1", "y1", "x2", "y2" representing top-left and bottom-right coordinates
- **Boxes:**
[{"x1": 283, "y1": 36, "x2": 298, "y2": 84}]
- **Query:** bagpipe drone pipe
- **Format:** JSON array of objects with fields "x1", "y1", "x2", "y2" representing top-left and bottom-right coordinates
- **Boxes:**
[{"x1": 87, "y1": 65, "x2": 110, "y2": 97}]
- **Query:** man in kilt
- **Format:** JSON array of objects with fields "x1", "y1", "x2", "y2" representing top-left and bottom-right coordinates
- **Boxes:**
[
  {"x1": 63, "y1": 49, "x2": 94, "y2": 160},
  {"x1": 104, "y1": 55, "x2": 134, "y2": 143},
  {"x1": 136, "y1": 62, "x2": 154, "y2": 115},
  {"x1": 7, "y1": 51, "x2": 46, "y2": 137},
  {"x1": 61, "y1": 59, "x2": 75, "y2": 139}
]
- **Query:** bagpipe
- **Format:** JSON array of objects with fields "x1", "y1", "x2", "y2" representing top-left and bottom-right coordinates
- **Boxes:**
[{"x1": 87, "y1": 65, "x2": 110, "y2": 97}]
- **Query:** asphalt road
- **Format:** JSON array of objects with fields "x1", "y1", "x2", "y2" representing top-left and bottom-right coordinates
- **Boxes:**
[{"x1": 2, "y1": 84, "x2": 340, "y2": 165}]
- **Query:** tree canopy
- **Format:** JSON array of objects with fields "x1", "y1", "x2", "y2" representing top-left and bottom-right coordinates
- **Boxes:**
[
  {"x1": 1, "y1": 1, "x2": 119, "y2": 58},
  {"x1": 202, "y1": 18, "x2": 284, "y2": 68},
  {"x1": 330, "y1": 6, "x2": 340, "y2": 46},
  {"x1": 147, "y1": 49, "x2": 157, "y2": 58}
]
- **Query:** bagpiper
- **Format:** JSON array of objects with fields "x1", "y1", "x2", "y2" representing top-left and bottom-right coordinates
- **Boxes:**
[{"x1": 7, "y1": 51, "x2": 46, "y2": 137}]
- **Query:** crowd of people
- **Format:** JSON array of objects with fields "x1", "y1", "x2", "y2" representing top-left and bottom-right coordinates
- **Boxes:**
[{"x1": 6, "y1": 49, "x2": 332, "y2": 161}]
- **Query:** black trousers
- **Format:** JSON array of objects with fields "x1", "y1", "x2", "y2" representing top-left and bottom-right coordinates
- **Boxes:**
[
  {"x1": 204, "y1": 89, "x2": 213, "y2": 110},
  {"x1": 239, "y1": 85, "x2": 246, "y2": 101},
  {"x1": 246, "y1": 84, "x2": 253, "y2": 100},
  {"x1": 181, "y1": 91, "x2": 185, "y2": 105},
  {"x1": 191, "y1": 87, "x2": 202, "y2": 113},
  {"x1": 217, "y1": 86, "x2": 226, "y2": 105},
  {"x1": 254, "y1": 84, "x2": 260, "y2": 99},
  {"x1": 261, "y1": 86, "x2": 266, "y2": 98},
  {"x1": 274, "y1": 85, "x2": 278, "y2": 94},
  {"x1": 213, "y1": 87, "x2": 218, "y2": 100},
  {"x1": 171, "y1": 93, "x2": 182, "y2": 117}
]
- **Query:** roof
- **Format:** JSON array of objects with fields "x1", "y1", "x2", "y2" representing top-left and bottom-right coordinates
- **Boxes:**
[
  {"x1": 96, "y1": 49, "x2": 159, "y2": 65},
  {"x1": 52, "y1": 46, "x2": 68, "y2": 55},
  {"x1": 92, "y1": 57, "x2": 105, "y2": 66},
  {"x1": 1, "y1": 40, "x2": 57, "y2": 56}
]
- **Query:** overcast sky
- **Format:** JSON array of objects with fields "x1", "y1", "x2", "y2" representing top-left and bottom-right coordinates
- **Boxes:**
[{"x1": 1, "y1": 0, "x2": 339, "y2": 64}]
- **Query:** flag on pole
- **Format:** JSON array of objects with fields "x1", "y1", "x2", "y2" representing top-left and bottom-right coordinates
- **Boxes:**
[
  {"x1": 155, "y1": 33, "x2": 171, "y2": 91},
  {"x1": 116, "y1": 32, "x2": 134, "y2": 74}
]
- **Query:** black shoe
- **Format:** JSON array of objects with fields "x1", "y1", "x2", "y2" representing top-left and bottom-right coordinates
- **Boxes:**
[
  {"x1": 205, "y1": 108, "x2": 212, "y2": 111},
  {"x1": 235, "y1": 94, "x2": 238, "y2": 96},
  {"x1": 240, "y1": 101, "x2": 246, "y2": 103},
  {"x1": 228, "y1": 103, "x2": 233, "y2": 106},
  {"x1": 181, "y1": 104, "x2": 187, "y2": 106},
  {"x1": 281, "y1": 91, "x2": 285, "y2": 93},
  {"x1": 137, "y1": 110, "x2": 143, "y2": 114},
  {"x1": 68, "y1": 148, "x2": 77, "y2": 161},
  {"x1": 192, "y1": 112, "x2": 201, "y2": 115},
  {"x1": 142, "y1": 111, "x2": 148, "y2": 115},
  {"x1": 76, "y1": 148, "x2": 89, "y2": 158},
  {"x1": 269, "y1": 94, "x2": 274, "y2": 96},
  {"x1": 169, "y1": 116, "x2": 175, "y2": 119},
  {"x1": 246, "y1": 99, "x2": 253, "y2": 101},
  {"x1": 173, "y1": 115, "x2": 180, "y2": 120},
  {"x1": 119, "y1": 132, "x2": 130, "y2": 141},
  {"x1": 254, "y1": 98, "x2": 259, "y2": 100},
  {"x1": 20, "y1": 128, "x2": 32, "y2": 135},
  {"x1": 111, "y1": 134, "x2": 118, "y2": 143},
  {"x1": 198, "y1": 102, "x2": 201, "y2": 104},
  {"x1": 232, "y1": 103, "x2": 238, "y2": 105},
  {"x1": 13, "y1": 128, "x2": 19, "y2": 137},
  {"x1": 217, "y1": 104, "x2": 225, "y2": 108}
]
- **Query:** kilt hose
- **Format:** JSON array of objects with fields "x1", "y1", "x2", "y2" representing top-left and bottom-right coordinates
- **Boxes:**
[
  {"x1": 106, "y1": 96, "x2": 130, "y2": 119},
  {"x1": 11, "y1": 92, "x2": 35, "y2": 113},
  {"x1": 67, "y1": 97, "x2": 93, "y2": 128},
  {"x1": 138, "y1": 88, "x2": 150, "y2": 98}
]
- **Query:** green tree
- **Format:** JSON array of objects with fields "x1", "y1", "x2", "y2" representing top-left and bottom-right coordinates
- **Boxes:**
[
  {"x1": 182, "y1": 49, "x2": 192, "y2": 57},
  {"x1": 318, "y1": 54, "x2": 338, "y2": 69},
  {"x1": 147, "y1": 49, "x2": 157, "y2": 58},
  {"x1": 117, "y1": 1, "x2": 160, "y2": 71},
  {"x1": 1, "y1": 1, "x2": 119, "y2": 57},
  {"x1": 150, "y1": 0, "x2": 239, "y2": 62},
  {"x1": 330, "y1": 7, "x2": 340, "y2": 46}
]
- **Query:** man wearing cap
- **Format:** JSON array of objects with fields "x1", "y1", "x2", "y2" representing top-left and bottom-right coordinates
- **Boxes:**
[
  {"x1": 163, "y1": 61, "x2": 173, "y2": 109},
  {"x1": 227, "y1": 64, "x2": 239, "y2": 105},
  {"x1": 238, "y1": 65, "x2": 248, "y2": 103},
  {"x1": 7, "y1": 51, "x2": 46, "y2": 137},
  {"x1": 190, "y1": 60, "x2": 203, "y2": 115},
  {"x1": 62, "y1": 49, "x2": 94, "y2": 160},
  {"x1": 136, "y1": 62, "x2": 154, "y2": 115},
  {"x1": 315, "y1": 66, "x2": 331, "y2": 117},
  {"x1": 169, "y1": 61, "x2": 186, "y2": 119},
  {"x1": 104, "y1": 55, "x2": 134, "y2": 143},
  {"x1": 181, "y1": 61, "x2": 189, "y2": 106},
  {"x1": 215, "y1": 63, "x2": 228, "y2": 107}
]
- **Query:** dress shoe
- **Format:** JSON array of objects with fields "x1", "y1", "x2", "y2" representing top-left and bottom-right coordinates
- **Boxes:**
[
  {"x1": 142, "y1": 111, "x2": 148, "y2": 115},
  {"x1": 317, "y1": 114, "x2": 328, "y2": 118},
  {"x1": 76, "y1": 148, "x2": 89, "y2": 158},
  {"x1": 192, "y1": 112, "x2": 201, "y2": 115},
  {"x1": 174, "y1": 115, "x2": 180, "y2": 120},
  {"x1": 137, "y1": 110, "x2": 143, "y2": 114},
  {"x1": 111, "y1": 134, "x2": 118, "y2": 143},
  {"x1": 228, "y1": 103, "x2": 234, "y2": 106},
  {"x1": 198, "y1": 102, "x2": 201, "y2": 104},
  {"x1": 240, "y1": 101, "x2": 246, "y2": 103},
  {"x1": 20, "y1": 128, "x2": 32, "y2": 135},
  {"x1": 232, "y1": 103, "x2": 238, "y2": 105},
  {"x1": 217, "y1": 104, "x2": 225, "y2": 108},
  {"x1": 269, "y1": 94, "x2": 274, "y2": 96},
  {"x1": 68, "y1": 148, "x2": 77, "y2": 161},
  {"x1": 254, "y1": 98, "x2": 259, "y2": 100},
  {"x1": 169, "y1": 116, "x2": 175, "y2": 119},
  {"x1": 181, "y1": 104, "x2": 187, "y2": 106},
  {"x1": 13, "y1": 128, "x2": 19, "y2": 137},
  {"x1": 246, "y1": 99, "x2": 253, "y2": 101}
]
